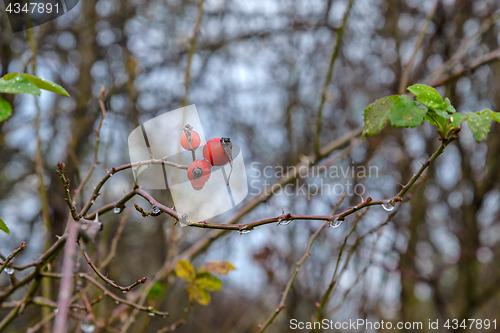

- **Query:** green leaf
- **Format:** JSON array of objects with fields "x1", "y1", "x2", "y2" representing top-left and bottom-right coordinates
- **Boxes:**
[
  {"x1": 0, "y1": 218, "x2": 9, "y2": 234},
  {"x1": 444, "y1": 98, "x2": 456, "y2": 113},
  {"x1": 424, "y1": 109, "x2": 448, "y2": 129},
  {"x1": 466, "y1": 109, "x2": 493, "y2": 142},
  {"x1": 492, "y1": 112, "x2": 500, "y2": 124},
  {"x1": 147, "y1": 282, "x2": 166, "y2": 300},
  {"x1": 185, "y1": 284, "x2": 211, "y2": 306},
  {"x1": 0, "y1": 74, "x2": 41, "y2": 95},
  {"x1": 388, "y1": 95, "x2": 427, "y2": 128},
  {"x1": 194, "y1": 273, "x2": 222, "y2": 292},
  {"x1": 197, "y1": 261, "x2": 236, "y2": 275},
  {"x1": 22, "y1": 74, "x2": 70, "y2": 97},
  {"x1": 407, "y1": 84, "x2": 440, "y2": 97},
  {"x1": 362, "y1": 95, "x2": 399, "y2": 139},
  {"x1": 175, "y1": 260, "x2": 196, "y2": 283},
  {"x1": 450, "y1": 113, "x2": 465, "y2": 130},
  {"x1": 0, "y1": 73, "x2": 70, "y2": 97},
  {"x1": 0, "y1": 97, "x2": 12, "y2": 122},
  {"x1": 407, "y1": 84, "x2": 444, "y2": 110}
]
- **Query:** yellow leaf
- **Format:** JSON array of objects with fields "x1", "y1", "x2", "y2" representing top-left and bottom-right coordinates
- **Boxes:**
[
  {"x1": 185, "y1": 284, "x2": 211, "y2": 306},
  {"x1": 197, "y1": 261, "x2": 236, "y2": 275},
  {"x1": 175, "y1": 260, "x2": 195, "y2": 283},
  {"x1": 194, "y1": 273, "x2": 222, "y2": 292}
]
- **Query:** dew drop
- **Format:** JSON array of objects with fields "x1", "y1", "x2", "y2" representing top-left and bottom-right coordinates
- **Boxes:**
[
  {"x1": 81, "y1": 318, "x2": 96, "y2": 333},
  {"x1": 122, "y1": 290, "x2": 127, "y2": 293},
  {"x1": 113, "y1": 206, "x2": 123, "y2": 214},
  {"x1": 278, "y1": 219, "x2": 292, "y2": 226},
  {"x1": 382, "y1": 201, "x2": 396, "y2": 211},
  {"x1": 151, "y1": 206, "x2": 161, "y2": 215},
  {"x1": 148, "y1": 312, "x2": 155, "y2": 317},
  {"x1": 329, "y1": 218, "x2": 344, "y2": 228},
  {"x1": 115, "y1": 300, "x2": 120, "y2": 304},
  {"x1": 53, "y1": 308, "x2": 59, "y2": 313},
  {"x1": 239, "y1": 229, "x2": 252, "y2": 235},
  {"x1": 4, "y1": 266, "x2": 14, "y2": 275}
]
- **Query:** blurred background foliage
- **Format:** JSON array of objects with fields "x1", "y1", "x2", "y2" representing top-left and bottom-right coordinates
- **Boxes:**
[{"x1": 1, "y1": 0, "x2": 500, "y2": 332}]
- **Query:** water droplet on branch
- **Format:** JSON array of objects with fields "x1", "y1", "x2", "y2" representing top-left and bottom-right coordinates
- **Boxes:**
[
  {"x1": 81, "y1": 318, "x2": 96, "y2": 333},
  {"x1": 329, "y1": 218, "x2": 344, "y2": 228},
  {"x1": 278, "y1": 219, "x2": 292, "y2": 226},
  {"x1": 382, "y1": 201, "x2": 396, "y2": 211},
  {"x1": 113, "y1": 206, "x2": 124, "y2": 214},
  {"x1": 4, "y1": 266, "x2": 14, "y2": 275},
  {"x1": 151, "y1": 206, "x2": 161, "y2": 216}
]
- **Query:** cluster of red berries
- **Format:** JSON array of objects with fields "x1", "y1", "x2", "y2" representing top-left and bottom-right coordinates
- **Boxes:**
[{"x1": 180, "y1": 125, "x2": 232, "y2": 190}]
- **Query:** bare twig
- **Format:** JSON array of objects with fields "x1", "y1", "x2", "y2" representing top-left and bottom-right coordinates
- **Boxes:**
[
  {"x1": 428, "y1": 11, "x2": 500, "y2": 83},
  {"x1": 259, "y1": 195, "x2": 347, "y2": 332},
  {"x1": 398, "y1": 0, "x2": 439, "y2": 94},
  {"x1": 259, "y1": 223, "x2": 327, "y2": 332},
  {"x1": 53, "y1": 222, "x2": 79, "y2": 333},
  {"x1": 99, "y1": 209, "x2": 132, "y2": 269},
  {"x1": 57, "y1": 162, "x2": 80, "y2": 221},
  {"x1": 181, "y1": 0, "x2": 206, "y2": 107},
  {"x1": 79, "y1": 273, "x2": 168, "y2": 317},
  {"x1": 0, "y1": 242, "x2": 26, "y2": 275},
  {"x1": 0, "y1": 271, "x2": 42, "y2": 331},
  {"x1": 314, "y1": 0, "x2": 355, "y2": 155},
  {"x1": 79, "y1": 159, "x2": 187, "y2": 218},
  {"x1": 428, "y1": 49, "x2": 500, "y2": 87},
  {"x1": 73, "y1": 87, "x2": 109, "y2": 206},
  {"x1": 81, "y1": 247, "x2": 147, "y2": 292},
  {"x1": 312, "y1": 209, "x2": 368, "y2": 328},
  {"x1": 156, "y1": 302, "x2": 193, "y2": 333},
  {"x1": 26, "y1": 311, "x2": 56, "y2": 333}
]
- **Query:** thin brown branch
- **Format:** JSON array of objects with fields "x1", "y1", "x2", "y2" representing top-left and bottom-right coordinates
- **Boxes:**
[
  {"x1": 53, "y1": 222, "x2": 79, "y2": 333},
  {"x1": 0, "y1": 234, "x2": 67, "y2": 303},
  {"x1": 79, "y1": 158, "x2": 187, "y2": 218},
  {"x1": 259, "y1": 223, "x2": 327, "y2": 332},
  {"x1": 314, "y1": 0, "x2": 355, "y2": 155},
  {"x1": 57, "y1": 162, "x2": 80, "y2": 221},
  {"x1": 428, "y1": 11, "x2": 500, "y2": 83},
  {"x1": 0, "y1": 242, "x2": 25, "y2": 275},
  {"x1": 259, "y1": 195, "x2": 346, "y2": 332},
  {"x1": 73, "y1": 87, "x2": 109, "y2": 206},
  {"x1": 428, "y1": 49, "x2": 500, "y2": 87},
  {"x1": 398, "y1": 0, "x2": 439, "y2": 94},
  {"x1": 156, "y1": 302, "x2": 193, "y2": 333},
  {"x1": 181, "y1": 0, "x2": 205, "y2": 107},
  {"x1": 0, "y1": 272, "x2": 42, "y2": 331},
  {"x1": 99, "y1": 209, "x2": 132, "y2": 269},
  {"x1": 312, "y1": 209, "x2": 368, "y2": 328},
  {"x1": 81, "y1": 247, "x2": 146, "y2": 292},
  {"x1": 26, "y1": 311, "x2": 56, "y2": 333},
  {"x1": 79, "y1": 273, "x2": 168, "y2": 317}
]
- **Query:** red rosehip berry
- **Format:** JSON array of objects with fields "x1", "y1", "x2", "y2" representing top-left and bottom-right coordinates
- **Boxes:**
[
  {"x1": 180, "y1": 130, "x2": 201, "y2": 151},
  {"x1": 203, "y1": 138, "x2": 232, "y2": 166},
  {"x1": 187, "y1": 159, "x2": 211, "y2": 190}
]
